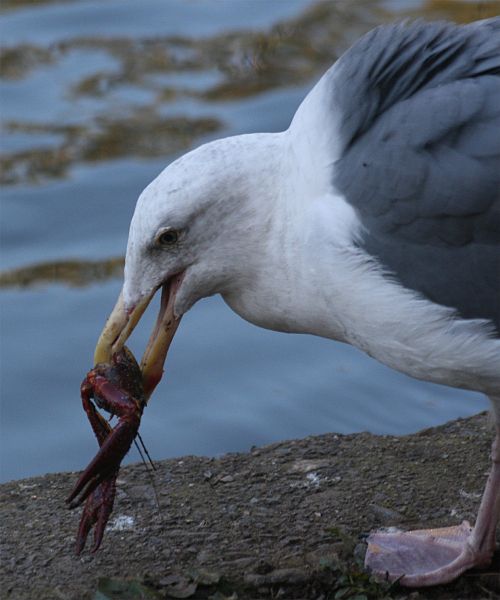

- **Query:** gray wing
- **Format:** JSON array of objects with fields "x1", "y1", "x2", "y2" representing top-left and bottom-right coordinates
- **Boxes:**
[{"x1": 332, "y1": 19, "x2": 500, "y2": 331}]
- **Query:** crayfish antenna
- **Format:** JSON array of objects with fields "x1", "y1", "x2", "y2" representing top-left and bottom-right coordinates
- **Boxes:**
[
  {"x1": 136, "y1": 432, "x2": 156, "y2": 471},
  {"x1": 134, "y1": 434, "x2": 162, "y2": 518}
]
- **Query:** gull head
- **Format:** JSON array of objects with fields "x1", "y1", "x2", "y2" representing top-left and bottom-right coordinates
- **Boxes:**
[
  {"x1": 124, "y1": 137, "x2": 263, "y2": 316},
  {"x1": 93, "y1": 133, "x2": 283, "y2": 396}
]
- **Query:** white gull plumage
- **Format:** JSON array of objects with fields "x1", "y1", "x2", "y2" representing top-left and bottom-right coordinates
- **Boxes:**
[{"x1": 102, "y1": 19, "x2": 500, "y2": 586}]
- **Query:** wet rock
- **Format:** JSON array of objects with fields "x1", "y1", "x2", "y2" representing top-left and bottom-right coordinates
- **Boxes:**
[
  {"x1": 368, "y1": 503, "x2": 404, "y2": 524},
  {"x1": 1, "y1": 413, "x2": 498, "y2": 599}
]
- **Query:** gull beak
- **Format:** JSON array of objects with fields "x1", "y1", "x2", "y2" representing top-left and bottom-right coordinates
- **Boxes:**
[{"x1": 93, "y1": 273, "x2": 184, "y2": 400}]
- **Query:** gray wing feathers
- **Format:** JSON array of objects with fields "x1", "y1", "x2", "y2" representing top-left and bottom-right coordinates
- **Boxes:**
[
  {"x1": 332, "y1": 19, "x2": 500, "y2": 329},
  {"x1": 332, "y1": 18, "x2": 500, "y2": 147}
]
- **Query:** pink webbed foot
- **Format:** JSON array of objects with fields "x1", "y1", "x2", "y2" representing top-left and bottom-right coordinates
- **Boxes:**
[
  {"x1": 366, "y1": 425, "x2": 500, "y2": 587},
  {"x1": 365, "y1": 521, "x2": 494, "y2": 586}
]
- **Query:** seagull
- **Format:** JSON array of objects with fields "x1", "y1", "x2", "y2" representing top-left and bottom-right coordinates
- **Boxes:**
[{"x1": 92, "y1": 19, "x2": 500, "y2": 586}]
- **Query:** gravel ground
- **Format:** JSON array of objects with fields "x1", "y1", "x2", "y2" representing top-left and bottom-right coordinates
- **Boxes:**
[{"x1": 1, "y1": 413, "x2": 499, "y2": 599}]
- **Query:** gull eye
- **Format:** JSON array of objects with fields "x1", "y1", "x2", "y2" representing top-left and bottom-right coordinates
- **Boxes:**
[{"x1": 157, "y1": 228, "x2": 179, "y2": 246}]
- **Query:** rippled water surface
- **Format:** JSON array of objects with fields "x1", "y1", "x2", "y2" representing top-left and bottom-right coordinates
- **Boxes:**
[{"x1": 1, "y1": 0, "x2": 497, "y2": 482}]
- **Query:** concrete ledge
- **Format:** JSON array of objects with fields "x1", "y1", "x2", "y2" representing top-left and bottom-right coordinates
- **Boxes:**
[{"x1": 1, "y1": 413, "x2": 499, "y2": 599}]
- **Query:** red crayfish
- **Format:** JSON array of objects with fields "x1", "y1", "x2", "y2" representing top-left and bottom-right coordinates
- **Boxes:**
[
  {"x1": 66, "y1": 347, "x2": 146, "y2": 554},
  {"x1": 67, "y1": 276, "x2": 183, "y2": 553}
]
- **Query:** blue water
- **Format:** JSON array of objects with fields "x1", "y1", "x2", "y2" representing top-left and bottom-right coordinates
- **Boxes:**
[{"x1": 0, "y1": 0, "x2": 488, "y2": 483}]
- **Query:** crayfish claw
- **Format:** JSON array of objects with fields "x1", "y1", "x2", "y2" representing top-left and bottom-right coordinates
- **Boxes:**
[
  {"x1": 69, "y1": 347, "x2": 146, "y2": 553},
  {"x1": 67, "y1": 417, "x2": 139, "y2": 507},
  {"x1": 91, "y1": 488, "x2": 115, "y2": 552},
  {"x1": 75, "y1": 472, "x2": 117, "y2": 555},
  {"x1": 66, "y1": 458, "x2": 109, "y2": 508},
  {"x1": 75, "y1": 505, "x2": 93, "y2": 555}
]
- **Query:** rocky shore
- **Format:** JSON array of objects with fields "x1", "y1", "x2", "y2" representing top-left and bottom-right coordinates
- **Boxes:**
[{"x1": 1, "y1": 413, "x2": 499, "y2": 599}]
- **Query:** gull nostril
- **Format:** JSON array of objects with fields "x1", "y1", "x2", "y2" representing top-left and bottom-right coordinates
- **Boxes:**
[{"x1": 125, "y1": 304, "x2": 136, "y2": 318}]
